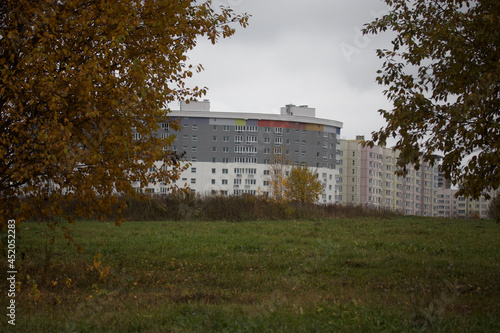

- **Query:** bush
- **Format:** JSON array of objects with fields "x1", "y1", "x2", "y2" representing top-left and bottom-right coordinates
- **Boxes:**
[{"x1": 116, "y1": 194, "x2": 400, "y2": 222}]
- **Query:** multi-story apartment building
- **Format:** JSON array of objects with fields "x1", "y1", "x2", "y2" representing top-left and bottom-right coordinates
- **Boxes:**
[
  {"x1": 433, "y1": 188, "x2": 494, "y2": 219},
  {"x1": 135, "y1": 100, "x2": 343, "y2": 203},
  {"x1": 339, "y1": 136, "x2": 496, "y2": 218},
  {"x1": 338, "y1": 136, "x2": 440, "y2": 216}
]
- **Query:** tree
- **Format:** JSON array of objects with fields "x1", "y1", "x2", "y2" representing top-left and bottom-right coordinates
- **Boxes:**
[
  {"x1": 488, "y1": 193, "x2": 500, "y2": 222},
  {"x1": 284, "y1": 165, "x2": 323, "y2": 204},
  {"x1": 267, "y1": 146, "x2": 290, "y2": 202},
  {"x1": 0, "y1": 1, "x2": 249, "y2": 231},
  {"x1": 363, "y1": 0, "x2": 499, "y2": 199}
]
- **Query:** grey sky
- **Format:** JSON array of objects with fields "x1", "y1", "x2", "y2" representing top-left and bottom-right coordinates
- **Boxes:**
[{"x1": 180, "y1": 0, "x2": 395, "y2": 141}]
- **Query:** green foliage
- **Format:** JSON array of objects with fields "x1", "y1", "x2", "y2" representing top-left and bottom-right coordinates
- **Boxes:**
[
  {"x1": 0, "y1": 0, "x2": 249, "y2": 228},
  {"x1": 363, "y1": 0, "x2": 500, "y2": 199},
  {"x1": 4, "y1": 217, "x2": 500, "y2": 331}
]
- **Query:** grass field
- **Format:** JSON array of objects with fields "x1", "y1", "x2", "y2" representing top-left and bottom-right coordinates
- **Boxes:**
[{"x1": 2, "y1": 216, "x2": 500, "y2": 332}]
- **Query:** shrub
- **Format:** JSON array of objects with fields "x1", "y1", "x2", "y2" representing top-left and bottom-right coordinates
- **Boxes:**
[{"x1": 116, "y1": 194, "x2": 401, "y2": 222}]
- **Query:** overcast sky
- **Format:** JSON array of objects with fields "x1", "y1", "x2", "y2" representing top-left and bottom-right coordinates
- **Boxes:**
[{"x1": 179, "y1": 0, "x2": 396, "y2": 141}]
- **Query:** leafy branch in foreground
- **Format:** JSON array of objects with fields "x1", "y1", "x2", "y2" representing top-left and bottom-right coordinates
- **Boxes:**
[
  {"x1": 0, "y1": 0, "x2": 249, "y2": 231},
  {"x1": 363, "y1": 0, "x2": 499, "y2": 198}
]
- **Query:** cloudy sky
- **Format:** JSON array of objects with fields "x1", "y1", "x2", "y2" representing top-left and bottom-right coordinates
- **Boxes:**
[{"x1": 181, "y1": 0, "x2": 396, "y2": 141}]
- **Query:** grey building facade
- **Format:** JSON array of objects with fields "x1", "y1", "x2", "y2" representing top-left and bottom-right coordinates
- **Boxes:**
[{"x1": 139, "y1": 100, "x2": 343, "y2": 203}]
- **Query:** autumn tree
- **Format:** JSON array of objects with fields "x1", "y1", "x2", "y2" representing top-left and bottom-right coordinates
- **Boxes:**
[
  {"x1": 0, "y1": 0, "x2": 249, "y2": 230},
  {"x1": 267, "y1": 146, "x2": 290, "y2": 202},
  {"x1": 363, "y1": 0, "x2": 499, "y2": 198},
  {"x1": 284, "y1": 165, "x2": 323, "y2": 204}
]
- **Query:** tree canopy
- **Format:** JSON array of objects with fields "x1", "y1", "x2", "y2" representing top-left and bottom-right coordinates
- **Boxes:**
[
  {"x1": 284, "y1": 165, "x2": 323, "y2": 204},
  {"x1": 266, "y1": 148, "x2": 323, "y2": 204},
  {"x1": 363, "y1": 0, "x2": 499, "y2": 198},
  {"x1": 0, "y1": 0, "x2": 249, "y2": 229}
]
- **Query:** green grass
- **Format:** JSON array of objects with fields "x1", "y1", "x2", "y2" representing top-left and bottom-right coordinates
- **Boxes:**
[{"x1": 2, "y1": 216, "x2": 500, "y2": 332}]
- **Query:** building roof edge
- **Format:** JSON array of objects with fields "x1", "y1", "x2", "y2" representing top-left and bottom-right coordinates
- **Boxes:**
[{"x1": 164, "y1": 110, "x2": 343, "y2": 128}]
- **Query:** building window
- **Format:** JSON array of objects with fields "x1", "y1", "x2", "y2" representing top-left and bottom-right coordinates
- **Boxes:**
[
  {"x1": 223, "y1": 136, "x2": 230, "y2": 142},
  {"x1": 246, "y1": 136, "x2": 258, "y2": 144},
  {"x1": 223, "y1": 125, "x2": 230, "y2": 131},
  {"x1": 192, "y1": 146, "x2": 197, "y2": 152},
  {"x1": 234, "y1": 157, "x2": 257, "y2": 163},
  {"x1": 212, "y1": 168, "x2": 216, "y2": 174},
  {"x1": 212, "y1": 136, "x2": 217, "y2": 141},
  {"x1": 235, "y1": 146, "x2": 258, "y2": 154},
  {"x1": 265, "y1": 127, "x2": 271, "y2": 133},
  {"x1": 192, "y1": 124, "x2": 198, "y2": 130},
  {"x1": 191, "y1": 178, "x2": 196, "y2": 184},
  {"x1": 222, "y1": 169, "x2": 228, "y2": 174},
  {"x1": 191, "y1": 168, "x2": 196, "y2": 173}
]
